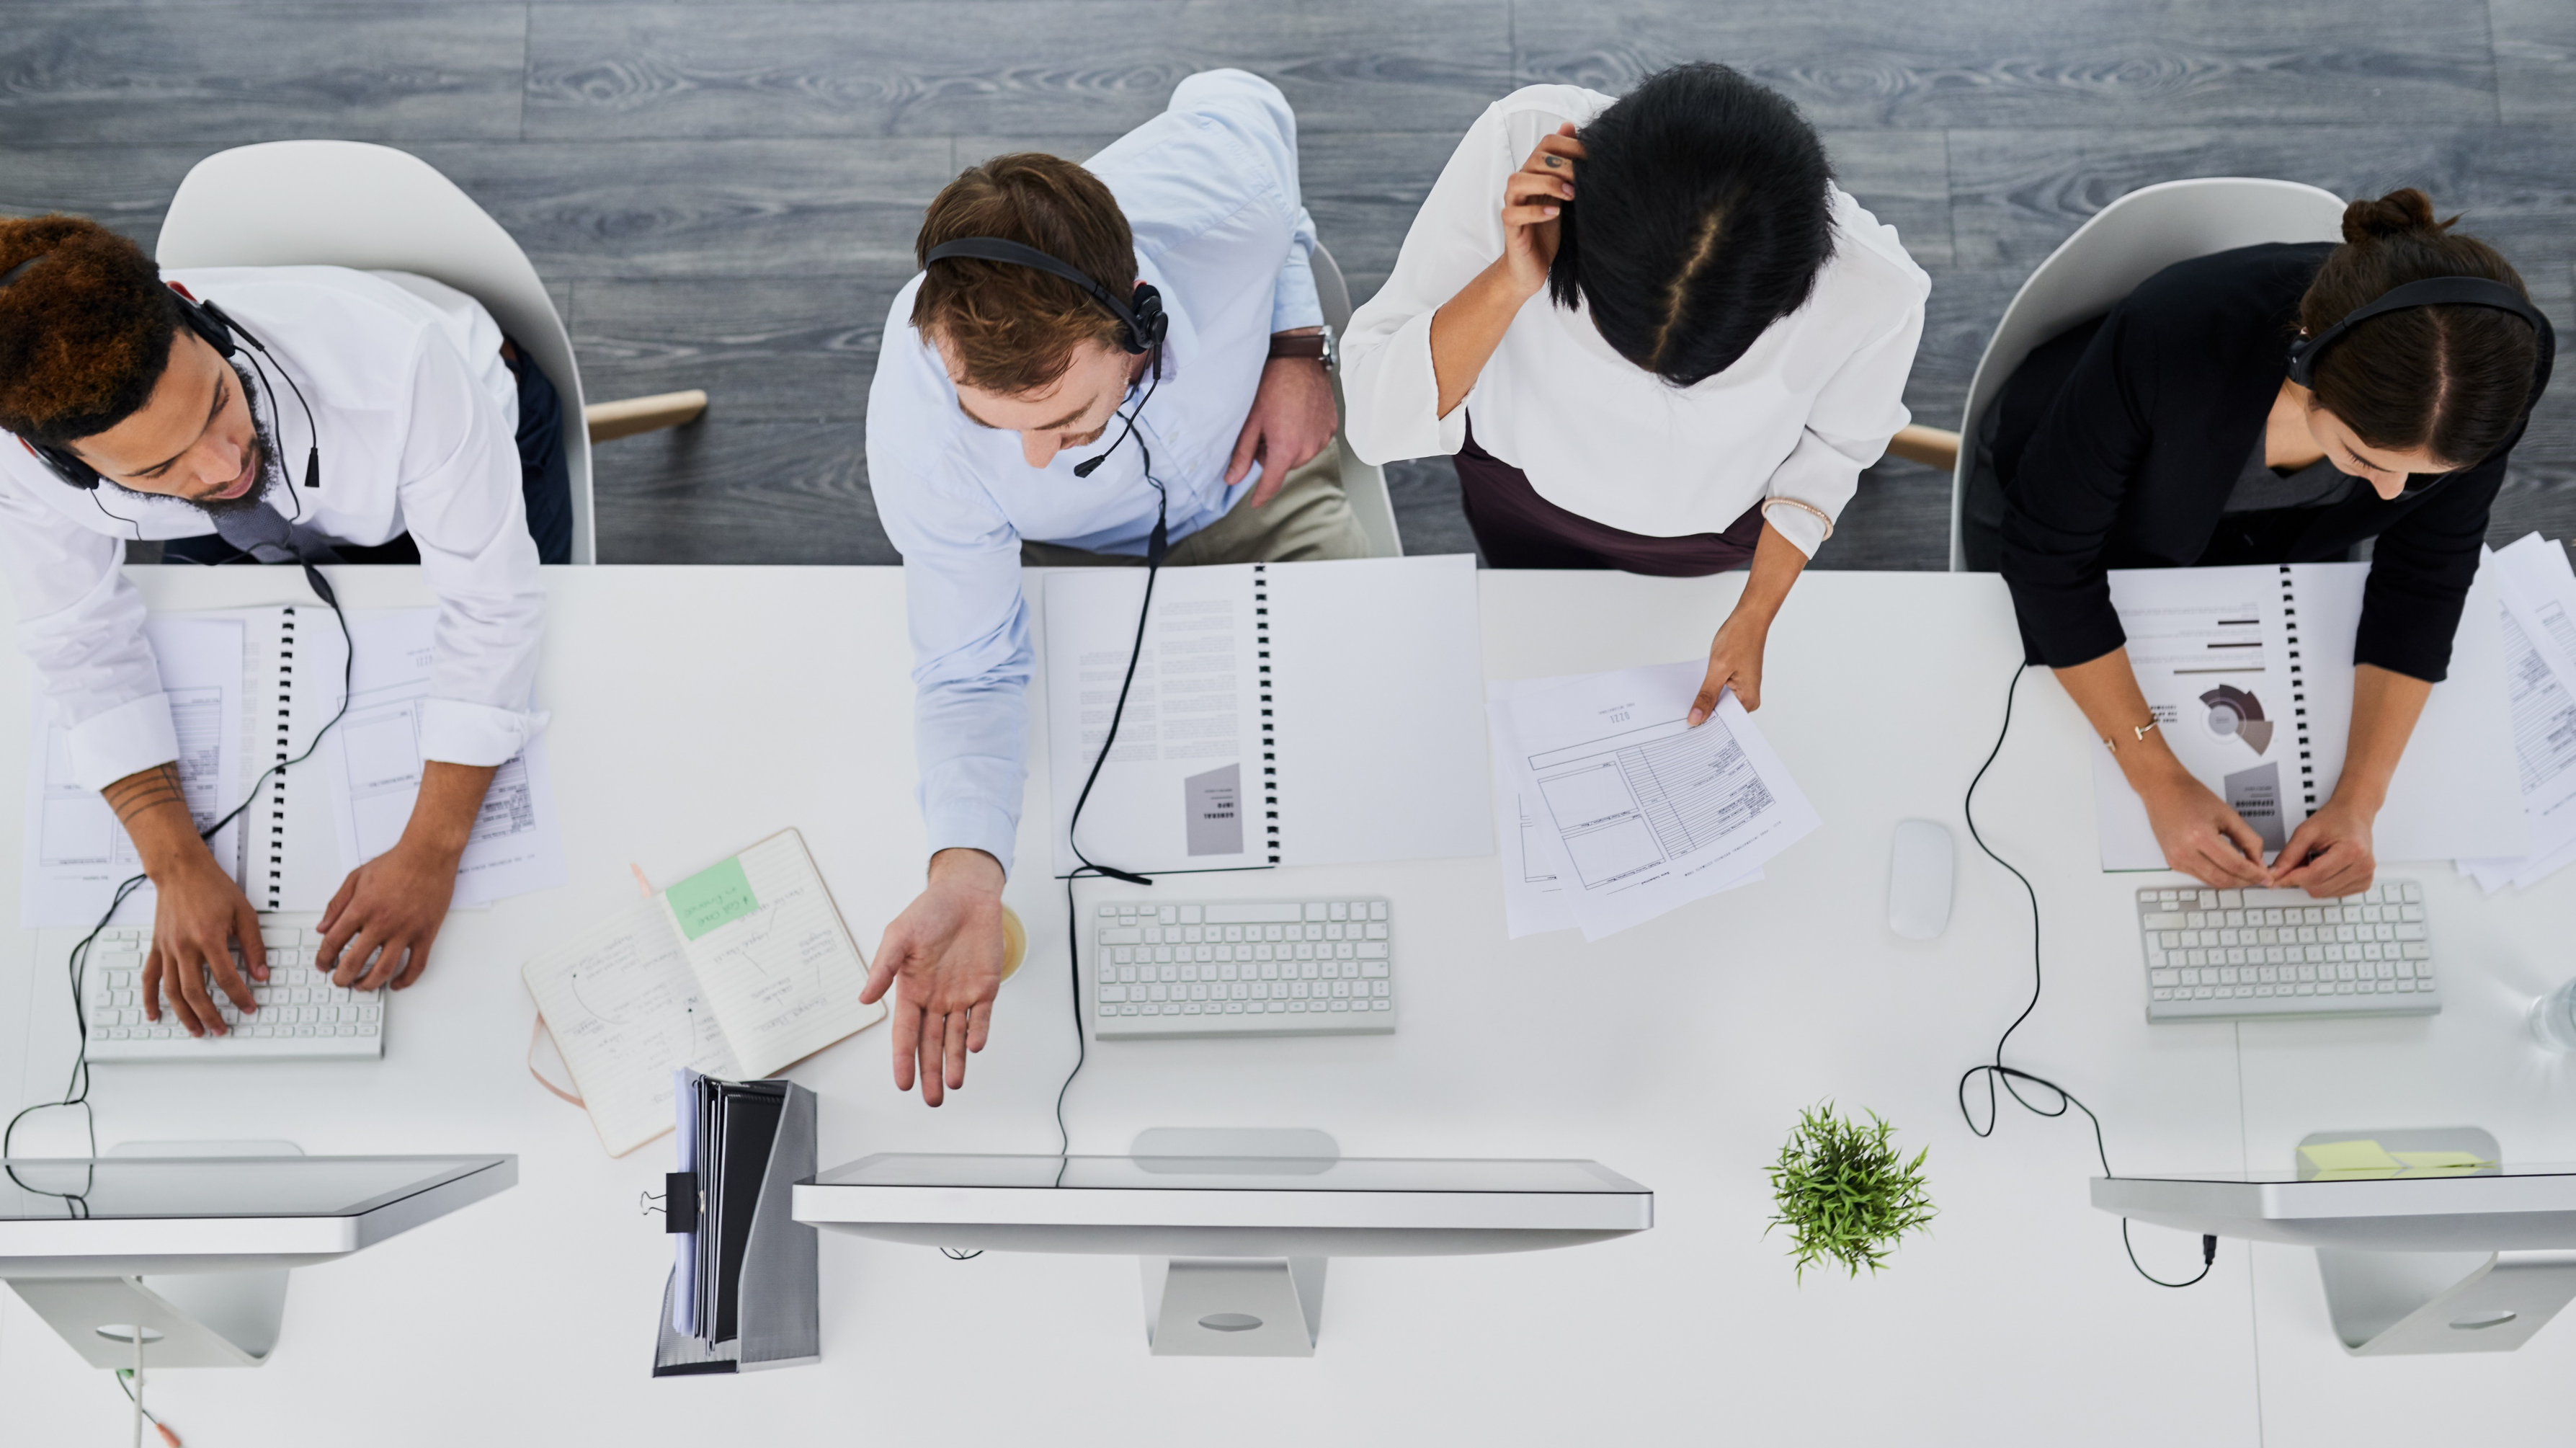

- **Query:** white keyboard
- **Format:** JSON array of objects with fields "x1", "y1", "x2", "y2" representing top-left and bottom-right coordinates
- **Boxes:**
[
  {"x1": 2138, "y1": 881, "x2": 2438, "y2": 1021},
  {"x1": 73, "y1": 918, "x2": 386, "y2": 1062},
  {"x1": 1090, "y1": 898, "x2": 1394, "y2": 1039}
]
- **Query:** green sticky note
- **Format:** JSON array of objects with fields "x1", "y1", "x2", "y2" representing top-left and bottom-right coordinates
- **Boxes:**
[
  {"x1": 2299, "y1": 1140, "x2": 2402, "y2": 1178},
  {"x1": 667, "y1": 856, "x2": 758, "y2": 941},
  {"x1": 2392, "y1": 1150, "x2": 2493, "y2": 1177}
]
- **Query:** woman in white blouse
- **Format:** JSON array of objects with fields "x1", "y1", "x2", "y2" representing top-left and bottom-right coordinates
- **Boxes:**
[{"x1": 1343, "y1": 65, "x2": 1928, "y2": 720}]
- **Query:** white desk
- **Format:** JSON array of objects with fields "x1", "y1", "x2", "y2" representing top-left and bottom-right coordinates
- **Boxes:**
[{"x1": 1, "y1": 565, "x2": 2569, "y2": 1444}]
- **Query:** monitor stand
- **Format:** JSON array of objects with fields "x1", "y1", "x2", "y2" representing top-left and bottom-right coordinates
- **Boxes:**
[
  {"x1": 1132, "y1": 1128, "x2": 1336, "y2": 1357},
  {"x1": 6, "y1": 1140, "x2": 300, "y2": 1369},
  {"x1": 2302, "y1": 1127, "x2": 2576, "y2": 1355}
]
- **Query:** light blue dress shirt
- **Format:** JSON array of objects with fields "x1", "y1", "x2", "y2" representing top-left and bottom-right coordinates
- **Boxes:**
[{"x1": 865, "y1": 69, "x2": 1324, "y2": 876}]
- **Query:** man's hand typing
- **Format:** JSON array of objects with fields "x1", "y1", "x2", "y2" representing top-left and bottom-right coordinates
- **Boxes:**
[
  {"x1": 107, "y1": 763, "x2": 267, "y2": 1036},
  {"x1": 864, "y1": 848, "x2": 1010, "y2": 1106}
]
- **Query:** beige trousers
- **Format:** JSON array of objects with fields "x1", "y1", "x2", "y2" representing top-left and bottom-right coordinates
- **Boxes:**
[{"x1": 1019, "y1": 440, "x2": 1372, "y2": 568}]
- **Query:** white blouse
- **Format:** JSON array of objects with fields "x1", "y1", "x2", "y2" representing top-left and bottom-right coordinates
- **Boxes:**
[{"x1": 1341, "y1": 85, "x2": 1930, "y2": 557}]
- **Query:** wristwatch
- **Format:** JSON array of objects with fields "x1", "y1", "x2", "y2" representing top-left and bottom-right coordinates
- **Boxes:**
[{"x1": 1269, "y1": 325, "x2": 1336, "y2": 372}]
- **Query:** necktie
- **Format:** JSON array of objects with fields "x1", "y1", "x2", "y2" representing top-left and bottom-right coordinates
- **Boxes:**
[{"x1": 210, "y1": 495, "x2": 343, "y2": 565}]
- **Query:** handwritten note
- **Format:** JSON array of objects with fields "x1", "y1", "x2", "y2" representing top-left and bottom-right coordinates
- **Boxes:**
[{"x1": 667, "y1": 856, "x2": 758, "y2": 941}]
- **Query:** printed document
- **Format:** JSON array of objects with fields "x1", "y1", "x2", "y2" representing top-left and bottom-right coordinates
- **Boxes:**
[
  {"x1": 2090, "y1": 561, "x2": 2523, "y2": 869},
  {"x1": 1487, "y1": 675, "x2": 1758, "y2": 938},
  {"x1": 2458, "y1": 535, "x2": 2576, "y2": 892},
  {"x1": 318, "y1": 608, "x2": 566, "y2": 907},
  {"x1": 20, "y1": 616, "x2": 246, "y2": 928},
  {"x1": 1489, "y1": 661, "x2": 1811, "y2": 941}
]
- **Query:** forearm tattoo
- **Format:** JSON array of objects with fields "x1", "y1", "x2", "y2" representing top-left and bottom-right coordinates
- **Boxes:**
[{"x1": 102, "y1": 763, "x2": 192, "y2": 830}]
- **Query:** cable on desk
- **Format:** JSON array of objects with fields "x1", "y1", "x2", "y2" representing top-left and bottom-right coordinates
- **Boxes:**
[
  {"x1": 116, "y1": 1368, "x2": 182, "y2": 1447},
  {"x1": 1955, "y1": 662, "x2": 2216, "y2": 1290},
  {"x1": 4, "y1": 568, "x2": 353, "y2": 1213}
]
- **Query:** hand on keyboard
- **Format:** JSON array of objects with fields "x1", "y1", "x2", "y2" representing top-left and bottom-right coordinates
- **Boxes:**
[{"x1": 141, "y1": 848, "x2": 269, "y2": 1038}]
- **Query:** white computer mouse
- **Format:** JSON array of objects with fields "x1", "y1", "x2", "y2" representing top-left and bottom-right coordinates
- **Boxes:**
[{"x1": 1887, "y1": 819, "x2": 1953, "y2": 941}]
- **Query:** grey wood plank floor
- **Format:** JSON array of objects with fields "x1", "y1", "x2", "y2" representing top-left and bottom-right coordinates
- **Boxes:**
[{"x1": 2, "y1": 1, "x2": 2570, "y2": 568}]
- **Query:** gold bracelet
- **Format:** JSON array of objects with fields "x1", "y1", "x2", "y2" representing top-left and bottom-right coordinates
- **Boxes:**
[
  {"x1": 1757, "y1": 496, "x2": 1835, "y2": 543},
  {"x1": 2103, "y1": 718, "x2": 2158, "y2": 753}
]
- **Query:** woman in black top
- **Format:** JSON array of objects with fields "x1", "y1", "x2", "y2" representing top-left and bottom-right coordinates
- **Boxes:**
[{"x1": 1970, "y1": 190, "x2": 2552, "y2": 894}]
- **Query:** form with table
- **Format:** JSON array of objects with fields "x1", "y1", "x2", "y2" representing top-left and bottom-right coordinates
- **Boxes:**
[{"x1": 3, "y1": 563, "x2": 2572, "y2": 1444}]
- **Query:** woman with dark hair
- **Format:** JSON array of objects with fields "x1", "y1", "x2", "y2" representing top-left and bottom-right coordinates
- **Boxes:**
[
  {"x1": 1342, "y1": 65, "x2": 1929, "y2": 721},
  {"x1": 1969, "y1": 190, "x2": 2553, "y2": 894}
]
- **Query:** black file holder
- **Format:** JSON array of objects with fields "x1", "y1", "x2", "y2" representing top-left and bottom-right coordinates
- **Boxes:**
[{"x1": 651, "y1": 1075, "x2": 819, "y2": 1374}]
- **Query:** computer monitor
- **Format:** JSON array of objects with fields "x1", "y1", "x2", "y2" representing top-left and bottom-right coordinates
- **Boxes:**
[
  {"x1": 793, "y1": 1134, "x2": 1649, "y2": 1357},
  {"x1": 2093, "y1": 1131, "x2": 2576, "y2": 1356},
  {"x1": 0, "y1": 1153, "x2": 515, "y2": 1367}
]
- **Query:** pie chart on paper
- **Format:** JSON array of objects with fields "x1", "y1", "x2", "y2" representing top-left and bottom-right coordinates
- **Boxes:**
[{"x1": 2198, "y1": 684, "x2": 2274, "y2": 755}]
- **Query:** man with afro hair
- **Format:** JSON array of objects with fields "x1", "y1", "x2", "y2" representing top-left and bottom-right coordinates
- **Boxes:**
[{"x1": 0, "y1": 214, "x2": 564, "y2": 1036}]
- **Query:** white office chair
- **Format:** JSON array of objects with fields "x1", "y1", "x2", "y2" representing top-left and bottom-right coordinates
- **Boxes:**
[
  {"x1": 156, "y1": 141, "x2": 708, "y2": 565},
  {"x1": 1940, "y1": 177, "x2": 2349, "y2": 569},
  {"x1": 1309, "y1": 241, "x2": 1404, "y2": 558}
]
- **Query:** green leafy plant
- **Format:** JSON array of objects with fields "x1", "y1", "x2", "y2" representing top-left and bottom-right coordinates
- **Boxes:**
[{"x1": 1765, "y1": 1102, "x2": 1935, "y2": 1281}]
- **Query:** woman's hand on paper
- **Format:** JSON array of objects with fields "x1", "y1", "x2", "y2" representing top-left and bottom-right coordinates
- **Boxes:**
[
  {"x1": 1690, "y1": 609, "x2": 1769, "y2": 725},
  {"x1": 2272, "y1": 796, "x2": 2378, "y2": 898},
  {"x1": 317, "y1": 760, "x2": 492, "y2": 992},
  {"x1": 2138, "y1": 766, "x2": 2275, "y2": 889},
  {"x1": 865, "y1": 848, "x2": 1008, "y2": 1107}
]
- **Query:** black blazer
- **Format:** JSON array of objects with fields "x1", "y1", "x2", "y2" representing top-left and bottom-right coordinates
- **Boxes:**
[{"x1": 1998, "y1": 243, "x2": 2546, "y2": 683}]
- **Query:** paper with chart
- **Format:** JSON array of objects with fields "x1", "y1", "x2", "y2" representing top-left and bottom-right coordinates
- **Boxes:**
[
  {"x1": 20, "y1": 616, "x2": 246, "y2": 927},
  {"x1": 1490, "y1": 662, "x2": 1810, "y2": 941},
  {"x1": 523, "y1": 829, "x2": 881, "y2": 1156},
  {"x1": 2457, "y1": 535, "x2": 2576, "y2": 892},
  {"x1": 2090, "y1": 561, "x2": 2523, "y2": 870},
  {"x1": 1486, "y1": 675, "x2": 1759, "y2": 939},
  {"x1": 318, "y1": 608, "x2": 566, "y2": 906}
]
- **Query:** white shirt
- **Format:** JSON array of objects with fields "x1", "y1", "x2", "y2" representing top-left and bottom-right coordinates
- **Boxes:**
[
  {"x1": 866, "y1": 68, "x2": 1322, "y2": 875},
  {"x1": 0, "y1": 265, "x2": 548, "y2": 789},
  {"x1": 1340, "y1": 84, "x2": 1930, "y2": 556}
]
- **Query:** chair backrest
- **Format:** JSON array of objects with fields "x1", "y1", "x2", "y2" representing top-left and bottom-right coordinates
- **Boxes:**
[
  {"x1": 1309, "y1": 241, "x2": 1403, "y2": 558},
  {"x1": 156, "y1": 141, "x2": 596, "y2": 564},
  {"x1": 1949, "y1": 177, "x2": 2348, "y2": 569}
]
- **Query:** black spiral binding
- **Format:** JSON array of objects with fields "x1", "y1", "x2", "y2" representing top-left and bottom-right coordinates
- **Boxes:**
[
  {"x1": 2280, "y1": 567, "x2": 2317, "y2": 814},
  {"x1": 264, "y1": 607, "x2": 297, "y2": 911},
  {"x1": 1254, "y1": 564, "x2": 1280, "y2": 865}
]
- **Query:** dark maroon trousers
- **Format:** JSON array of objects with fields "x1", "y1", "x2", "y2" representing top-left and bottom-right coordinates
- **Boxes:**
[{"x1": 1454, "y1": 419, "x2": 1764, "y2": 575}]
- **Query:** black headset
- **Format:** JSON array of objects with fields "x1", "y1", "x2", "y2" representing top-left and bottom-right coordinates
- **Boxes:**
[
  {"x1": 1, "y1": 254, "x2": 321, "y2": 496},
  {"x1": 921, "y1": 237, "x2": 1167, "y2": 357},
  {"x1": 2286, "y1": 275, "x2": 2556, "y2": 388}
]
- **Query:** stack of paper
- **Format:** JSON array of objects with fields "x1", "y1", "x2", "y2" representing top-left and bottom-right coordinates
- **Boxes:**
[
  {"x1": 2459, "y1": 534, "x2": 2576, "y2": 893},
  {"x1": 1487, "y1": 661, "x2": 1817, "y2": 941}
]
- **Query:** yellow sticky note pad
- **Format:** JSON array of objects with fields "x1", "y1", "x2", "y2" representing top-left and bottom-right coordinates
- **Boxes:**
[{"x1": 2299, "y1": 1140, "x2": 2402, "y2": 1177}]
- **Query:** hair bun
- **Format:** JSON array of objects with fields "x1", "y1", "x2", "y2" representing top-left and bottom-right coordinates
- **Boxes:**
[{"x1": 2343, "y1": 188, "x2": 2447, "y2": 243}]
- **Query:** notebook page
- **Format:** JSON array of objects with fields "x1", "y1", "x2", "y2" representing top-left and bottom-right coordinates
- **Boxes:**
[
  {"x1": 524, "y1": 897, "x2": 741, "y2": 1157},
  {"x1": 234, "y1": 603, "x2": 350, "y2": 912},
  {"x1": 1043, "y1": 565, "x2": 1266, "y2": 876},
  {"x1": 1264, "y1": 555, "x2": 1494, "y2": 866},
  {"x1": 20, "y1": 615, "x2": 246, "y2": 928},
  {"x1": 664, "y1": 830, "x2": 883, "y2": 1079}
]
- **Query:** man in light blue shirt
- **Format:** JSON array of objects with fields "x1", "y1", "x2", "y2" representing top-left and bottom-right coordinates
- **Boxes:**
[{"x1": 860, "y1": 70, "x2": 1370, "y2": 1103}]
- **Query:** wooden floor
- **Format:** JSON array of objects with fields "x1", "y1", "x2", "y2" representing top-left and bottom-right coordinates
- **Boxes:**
[{"x1": 3, "y1": 1, "x2": 2570, "y2": 567}]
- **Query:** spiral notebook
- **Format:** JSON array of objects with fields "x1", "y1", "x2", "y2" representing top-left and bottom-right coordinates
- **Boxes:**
[
  {"x1": 1040, "y1": 554, "x2": 1493, "y2": 877},
  {"x1": 20, "y1": 604, "x2": 564, "y2": 926},
  {"x1": 2090, "y1": 560, "x2": 2526, "y2": 869}
]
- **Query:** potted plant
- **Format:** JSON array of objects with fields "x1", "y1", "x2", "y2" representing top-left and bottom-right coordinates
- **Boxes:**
[{"x1": 1766, "y1": 1102, "x2": 1935, "y2": 1280}]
